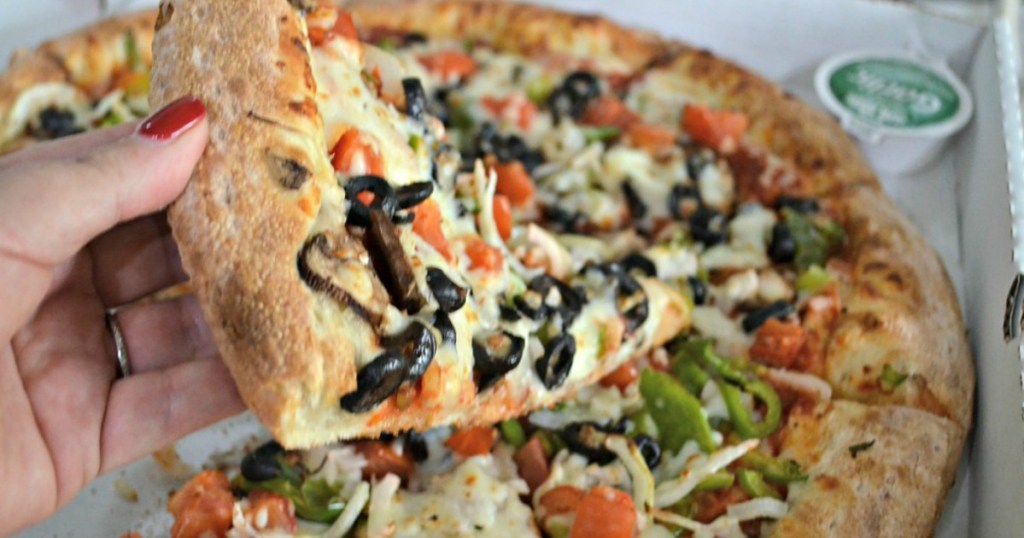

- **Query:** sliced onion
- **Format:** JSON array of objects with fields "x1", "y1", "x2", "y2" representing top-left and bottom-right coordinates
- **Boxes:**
[
  {"x1": 525, "y1": 223, "x2": 573, "y2": 279},
  {"x1": 362, "y1": 44, "x2": 406, "y2": 105},
  {"x1": 605, "y1": 436, "x2": 655, "y2": 522},
  {"x1": 649, "y1": 508, "x2": 706, "y2": 532},
  {"x1": 724, "y1": 497, "x2": 789, "y2": 521},
  {"x1": 654, "y1": 439, "x2": 759, "y2": 508},
  {"x1": 762, "y1": 367, "x2": 833, "y2": 401},
  {"x1": 366, "y1": 474, "x2": 401, "y2": 537},
  {"x1": 321, "y1": 481, "x2": 370, "y2": 538}
]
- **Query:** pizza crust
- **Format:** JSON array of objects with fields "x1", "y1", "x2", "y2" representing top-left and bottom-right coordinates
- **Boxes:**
[
  {"x1": 770, "y1": 400, "x2": 963, "y2": 537},
  {"x1": 151, "y1": 0, "x2": 359, "y2": 448},
  {"x1": 642, "y1": 47, "x2": 974, "y2": 430},
  {"x1": 0, "y1": 10, "x2": 157, "y2": 149}
]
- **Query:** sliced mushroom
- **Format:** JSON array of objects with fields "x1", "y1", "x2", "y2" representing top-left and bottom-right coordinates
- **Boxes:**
[
  {"x1": 365, "y1": 209, "x2": 426, "y2": 313},
  {"x1": 298, "y1": 232, "x2": 389, "y2": 326}
]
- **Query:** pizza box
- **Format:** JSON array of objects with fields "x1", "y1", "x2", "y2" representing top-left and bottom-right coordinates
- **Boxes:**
[{"x1": 3, "y1": 0, "x2": 1020, "y2": 535}]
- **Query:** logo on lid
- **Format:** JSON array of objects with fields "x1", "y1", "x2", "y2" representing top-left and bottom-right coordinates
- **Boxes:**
[{"x1": 828, "y1": 58, "x2": 960, "y2": 129}]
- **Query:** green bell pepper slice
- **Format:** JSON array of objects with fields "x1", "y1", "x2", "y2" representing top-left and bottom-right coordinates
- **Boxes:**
[
  {"x1": 236, "y1": 476, "x2": 346, "y2": 523},
  {"x1": 694, "y1": 471, "x2": 735, "y2": 492},
  {"x1": 783, "y1": 208, "x2": 844, "y2": 271},
  {"x1": 739, "y1": 450, "x2": 808, "y2": 484},
  {"x1": 499, "y1": 419, "x2": 527, "y2": 449},
  {"x1": 737, "y1": 469, "x2": 780, "y2": 499},
  {"x1": 717, "y1": 379, "x2": 782, "y2": 440},
  {"x1": 640, "y1": 369, "x2": 716, "y2": 453}
]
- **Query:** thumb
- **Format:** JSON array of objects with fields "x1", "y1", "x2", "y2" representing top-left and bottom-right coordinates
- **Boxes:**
[{"x1": 0, "y1": 96, "x2": 208, "y2": 267}]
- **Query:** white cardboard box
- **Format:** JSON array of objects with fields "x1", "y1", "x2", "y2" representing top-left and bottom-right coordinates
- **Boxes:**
[{"x1": 3, "y1": 0, "x2": 1018, "y2": 535}]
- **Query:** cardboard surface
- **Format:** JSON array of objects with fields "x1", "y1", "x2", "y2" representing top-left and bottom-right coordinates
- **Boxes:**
[{"x1": 0, "y1": 0, "x2": 1006, "y2": 536}]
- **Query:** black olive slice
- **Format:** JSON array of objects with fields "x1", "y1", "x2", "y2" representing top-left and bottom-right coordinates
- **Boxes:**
[
  {"x1": 775, "y1": 196, "x2": 819, "y2": 214},
  {"x1": 536, "y1": 333, "x2": 576, "y2": 389},
  {"x1": 382, "y1": 321, "x2": 437, "y2": 381},
  {"x1": 525, "y1": 274, "x2": 585, "y2": 328},
  {"x1": 768, "y1": 222, "x2": 796, "y2": 264},
  {"x1": 402, "y1": 78, "x2": 426, "y2": 121},
  {"x1": 620, "y1": 253, "x2": 657, "y2": 278},
  {"x1": 560, "y1": 422, "x2": 615, "y2": 465},
  {"x1": 395, "y1": 181, "x2": 435, "y2": 210},
  {"x1": 426, "y1": 267, "x2": 467, "y2": 312},
  {"x1": 240, "y1": 440, "x2": 284, "y2": 482},
  {"x1": 365, "y1": 209, "x2": 426, "y2": 313},
  {"x1": 35, "y1": 106, "x2": 83, "y2": 139},
  {"x1": 433, "y1": 310, "x2": 457, "y2": 345},
  {"x1": 298, "y1": 232, "x2": 389, "y2": 326},
  {"x1": 622, "y1": 181, "x2": 647, "y2": 221},
  {"x1": 473, "y1": 331, "x2": 525, "y2": 391},
  {"x1": 563, "y1": 71, "x2": 601, "y2": 102},
  {"x1": 344, "y1": 175, "x2": 398, "y2": 227},
  {"x1": 514, "y1": 289, "x2": 549, "y2": 321},
  {"x1": 668, "y1": 184, "x2": 702, "y2": 220},
  {"x1": 689, "y1": 206, "x2": 727, "y2": 246},
  {"x1": 405, "y1": 430, "x2": 429, "y2": 462},
  {"x1": 634, "y1": 434, "x2": 661, "y2": 469},
  {"x1": 687, "y1": 276, "x2": 708, "y2": 306},
  {"x1": 499, "y1": 303, "x2": 523, "y2": 322},
  {"x1": 741, "y1": 300, "x2": 795, "y2": 333},
  {"x1": 340, "y1": 351, "x2": 408, "y2": 413}
]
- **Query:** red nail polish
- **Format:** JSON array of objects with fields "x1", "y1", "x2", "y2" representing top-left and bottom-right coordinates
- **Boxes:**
[{"x1": 136, "y1": 96, "x2": 206, "y2": 140}]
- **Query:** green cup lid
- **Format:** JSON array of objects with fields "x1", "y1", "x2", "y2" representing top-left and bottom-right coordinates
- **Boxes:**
[{"x1": 815, "y1": 51, "x2": 973, "y2": 142}]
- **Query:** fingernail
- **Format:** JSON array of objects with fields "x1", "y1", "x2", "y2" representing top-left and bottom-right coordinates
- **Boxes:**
[{"x1": 136, "y1": 96, "x2": 206, "y2": 141}]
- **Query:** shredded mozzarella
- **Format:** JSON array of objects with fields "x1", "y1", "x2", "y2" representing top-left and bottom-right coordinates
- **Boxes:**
[
  {"x1": 654, "y1": 440, "x2": 759, "y2": 508},
  {"x1": 724, "y1": 497, "x2": 789, "y2": 521},
  {"x1": 762, "y1": 367, "x2": 834, "y2": 401},
  {"x1": 321, "y1": 481, "x2": 370, "y2": 538}
]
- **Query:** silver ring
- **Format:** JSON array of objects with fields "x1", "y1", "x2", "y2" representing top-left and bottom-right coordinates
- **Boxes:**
[{"x1": 105, "y1": 308, "x2": 131, "y2": 378}]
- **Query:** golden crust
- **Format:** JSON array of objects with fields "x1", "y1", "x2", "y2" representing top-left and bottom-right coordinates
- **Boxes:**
[
  {"x1": 646, "y1": 47, "x2": 974, "y2": 430},
  {"x1": 0, "y1": 10, "x2": 157, "y2": 149},
  {"x1": 770, "y1": 401, "x2": 963, "y2": 537},
  {"x1": 348, "y1": 0, "x2": 673, "y2": 72},
  {"x1": 151, "y1": 0, "x2": 357, "y2": 448}
]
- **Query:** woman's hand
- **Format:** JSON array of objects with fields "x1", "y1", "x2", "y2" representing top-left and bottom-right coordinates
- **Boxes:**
[{"x1": 0, "y1": 97, "x2": 245, "y2": 534}]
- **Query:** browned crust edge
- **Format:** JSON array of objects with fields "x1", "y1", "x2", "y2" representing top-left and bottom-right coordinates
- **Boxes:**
[
  {"x1": 770, "y1": 401, "x2": 963, "y2": 537},
  {"x1": 0, "y1": 10, "x2": 157, "y2": 148},
  {"x1": 349, "y1": 3, "x2": 973, "y2": 532},
  {"x1": 151, "y1": 0, "x2": 357, "y2": 448}
]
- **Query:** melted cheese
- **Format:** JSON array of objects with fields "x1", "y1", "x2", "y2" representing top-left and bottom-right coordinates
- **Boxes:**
[{"x1": 369, "y1": 456, "x2": 538, "y2": 537}]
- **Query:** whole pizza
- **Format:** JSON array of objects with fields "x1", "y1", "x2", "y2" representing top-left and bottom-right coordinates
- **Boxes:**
[{"x1": 0, "y1": 1, "x2": 974, "y2": 537}]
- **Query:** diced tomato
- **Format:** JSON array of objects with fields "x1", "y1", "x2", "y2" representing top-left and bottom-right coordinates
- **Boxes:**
[
  {"x1": 749, "y1": 318, "x2": 807, "y2": 369},
  {"x1": 570, "y1": 486, "x2": 637, "y2": 538},
  {"x1": 167, "y1": 470, "x2": 234, "y2": 538},
  {"x1": 332, "y1": 9, "x2": 359, "y2": 41},
  {"x1": 412, "y1": 199, "x2": 453, "y2": 261},
  {"x1": 308, "y1": 8, "x2": 359, "y2": 47},
  {"x1": 445, "y1": 425, "x2": 497, "y2": 457},
  {"x1": 481, "y1": 93, "x2": 537, "y2": 131},
  {"x1": 599, "y1": 359, "x2": 639, "y2": 391},
  {"x1": 331, "y1": 129, "x2": 384, "y2": 176},
  {"x1": 490, "y1": 160, "x2": 535, "y2": 208},
  {"x1": 352, "y1": 440, "x2": 416, "y2": 483},
  {"x1": 624, "y1": 122, "x2": 676, "y2": 154},
  {"x1": 513, "y1": 437, "x2": 551, "y2": 492},
  {"x1": 539, "y1": 485, "x2": 585, "y2": 517},
  {"x1": 681, "y1": 104, "x2": 749, "y2": 153},
  {"x1": 464, "y1": 235, "x2": 503, "y2": 273},
  {"x1": 492, "y1": 194, "x2": 513, "y2": 241},
  {"x1": 579, "y1": 96, "x2": 639, "y2": 130},
  {"x1": 417, "y1": 50, "x2": 477, "y2": 81},
  {"x1": 244, "y1": 491, "x2": 297, "y2": 532}
]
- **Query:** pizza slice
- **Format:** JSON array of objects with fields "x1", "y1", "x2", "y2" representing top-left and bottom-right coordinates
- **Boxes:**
[{"x1": 149, "y1": 0, "x2": 689, "y2": 448}]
